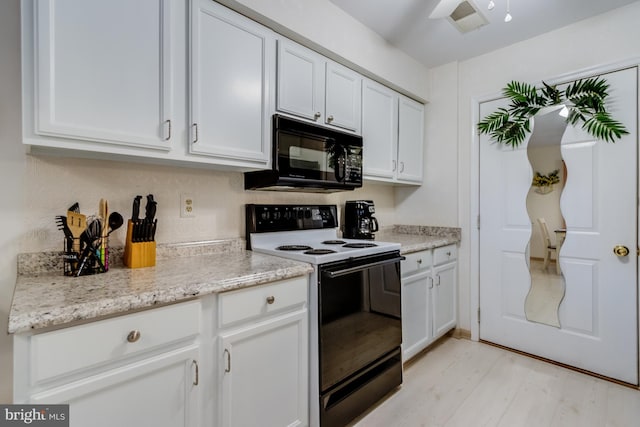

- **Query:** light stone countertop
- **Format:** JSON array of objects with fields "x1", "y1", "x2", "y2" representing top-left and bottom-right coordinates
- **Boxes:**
[
  {"x1": 9, "y1": 240, "x2": 313, "y2": 334},
  {"x1": 9, "y1": 227, "x2": 461, "y2": 334},
  {"x1": 375, "y1": 225, "x2": 461, "y2": 254}
]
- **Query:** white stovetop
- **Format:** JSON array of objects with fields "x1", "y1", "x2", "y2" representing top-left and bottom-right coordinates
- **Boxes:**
[{"x1": 249, "y1": 229, "x2": 401, "y2": 264}]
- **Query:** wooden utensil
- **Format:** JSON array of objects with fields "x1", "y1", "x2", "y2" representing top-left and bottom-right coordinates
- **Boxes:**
[{"x1": 67, "y1": 209, "x2": 86, "y2": 255}]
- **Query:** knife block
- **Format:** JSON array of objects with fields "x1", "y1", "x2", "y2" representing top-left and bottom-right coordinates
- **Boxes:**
[{"x1": 124, "y1": 219, "x2": 156, "y2": 268}]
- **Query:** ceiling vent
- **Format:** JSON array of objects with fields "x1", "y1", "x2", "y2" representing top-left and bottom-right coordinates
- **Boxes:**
[{"x1": 447, "y1": 1, "x2": 488, "y2": 33}]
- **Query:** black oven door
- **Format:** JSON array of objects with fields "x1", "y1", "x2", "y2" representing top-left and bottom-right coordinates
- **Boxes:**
[{"x1": 318, "y1": 251, "x2": 403, "y2": 393}]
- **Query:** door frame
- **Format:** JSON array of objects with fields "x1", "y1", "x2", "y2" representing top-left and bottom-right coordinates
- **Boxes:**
[{"x1": 470, "y1": 58, "x2": 640, "y2": 363}]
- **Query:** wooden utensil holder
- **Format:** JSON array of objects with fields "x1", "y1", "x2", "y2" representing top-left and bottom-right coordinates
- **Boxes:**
[{"x1": 124, "y1": 220, "x2": 156, "y2": 268}]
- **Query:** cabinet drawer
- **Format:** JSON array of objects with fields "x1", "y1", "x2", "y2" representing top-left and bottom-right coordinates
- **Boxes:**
[
  {"x1": 434, "y1": 244, "x2": 457, "y2": 265},
  {"x1": 218, "y1": 277, "x2": 307, "y2": 328},
  {"x1": 402, "y1": 250, "x2": 432, "y2": 277},
  {"x1": 30, "y1": 300, "x2": 200, "y2": 384}
]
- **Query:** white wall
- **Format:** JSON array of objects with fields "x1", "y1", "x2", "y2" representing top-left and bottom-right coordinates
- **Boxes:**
[
  {"x1": 0, "y1": 0, "x2": 24, "y2": 404},
  {"x1": 444, "y1": 1, "x2": 640, "y2": 333},
  {"x1": 0, "y1": 0, "x2": 425, "y2": 401}
]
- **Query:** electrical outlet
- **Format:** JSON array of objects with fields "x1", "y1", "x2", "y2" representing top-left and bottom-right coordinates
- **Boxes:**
[{"x1": 180, "y1": 194, "x2": 195, "y2": 218}]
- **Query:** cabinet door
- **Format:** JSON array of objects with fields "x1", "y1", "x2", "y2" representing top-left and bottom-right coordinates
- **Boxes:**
[
  {"x1": 432, "y1": 262, "x2": 457, "y2": 339},
  {"x1": 190, "y1": 0, "x2": 273, "y2": 165},
  {"x1": 219, "y1": 310, "x2": 308, "y2": 427},
  {"x1": 397, "y1": 96, "x2": 425, "y2": 183},
  {"x1": 33, "y1": 0, "x2": 172, "y2": 149},
  {"x1": 277, "y1": 39, "x2": 325, "y2": 123},
  {"x1": 401, "y1": 270, "x2": 432, "y2": 361},
  {"x1": 325, "y1": 62, "x2": 361, "y2": 133},
  {"x1": 362, "y1": 79, "x2": 398, "y2": 180},
  {"x1": 29, "y1": 346, "x2": 200, "y2": 427}
]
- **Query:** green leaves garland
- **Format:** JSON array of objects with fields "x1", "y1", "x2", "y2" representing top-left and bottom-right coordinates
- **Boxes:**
[{"x1": 478, "y1": 77, "x2": 629, "y2": 147}]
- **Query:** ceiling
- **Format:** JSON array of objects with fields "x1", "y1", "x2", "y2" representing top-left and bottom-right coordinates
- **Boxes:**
[{"x1": 329, "y1": 0, "x2": 639, "y2": 68}]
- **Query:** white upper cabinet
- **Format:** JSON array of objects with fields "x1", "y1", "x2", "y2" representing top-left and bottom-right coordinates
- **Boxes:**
[
  {"x1": 361, "y1": 82, "x2": 425, "y2": 185},
  {"x1": 28, "y1": 0, "x2": 173, "y2": 150},
  {"x1": 189, "y1": 0, "x2": 274, "y2": 166},
  {"x1": 361, "y1": 79, "x2": 398, "y2": 180},
  {"x1": 397, "y1": 95, "x2": 425, "y2": 183},
  {"x1": 325, "y1": 62, "x2": 362, "y2": 132},
  {"x1": 276, "y1": 39, "x2": 325, "y2": 123},
  {"x1": 277, "y1": 39, "x2": 362, "y2": 133}
]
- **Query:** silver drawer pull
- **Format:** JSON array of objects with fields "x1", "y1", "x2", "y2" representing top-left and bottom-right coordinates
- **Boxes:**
[
  {"x1": 192, "y1": 360, "x2": 199, "y2": 386},
  {"x1": 446, "y1": 251, "x2": 451, "y2": 256},
  {"x1": 127, "y1": 330, "x2": 141, "y2": 343},
  {"x1": 417, "y1": 259, "x2": 422, "y2": 264},
  {"x1": 266, "y1": 296, "x2": 275, "y2": 304}
]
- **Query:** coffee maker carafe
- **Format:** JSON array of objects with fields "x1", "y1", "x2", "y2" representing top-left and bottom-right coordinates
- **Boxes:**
[{"x1": 343, "y1": 200, "x2": 379, "y2": 240}]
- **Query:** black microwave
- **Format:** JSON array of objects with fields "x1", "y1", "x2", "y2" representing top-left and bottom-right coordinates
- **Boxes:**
[{"x1": 244, "y1": 115, "x2": 363, "y2": 192}]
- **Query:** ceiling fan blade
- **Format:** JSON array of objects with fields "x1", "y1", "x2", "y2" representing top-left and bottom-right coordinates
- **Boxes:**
[{"x1": 429, "y1": 0, "x2": 463, "y2": 19}]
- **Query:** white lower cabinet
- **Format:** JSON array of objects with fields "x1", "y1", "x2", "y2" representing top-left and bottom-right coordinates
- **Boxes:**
[
  {"x1": 14, "y1": 276, "x2": 311, "y2": 427},
  {"x1": 30, "y1": 346, "x2": 201, "y2": 427},
  {"x1": 13, "y1": 300, "x2": 202, "y2": 427},
  {"x1": 216, "y1": 277, "x2": 309, "y2": 427},
  {"x1": 401, "y1": 245, "x2": 457, "y2": 362}
]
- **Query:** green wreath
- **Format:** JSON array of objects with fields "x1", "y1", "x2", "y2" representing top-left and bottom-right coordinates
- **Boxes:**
[{"x1": 478, "y1": 77, "x2": 629, "y2": 147}]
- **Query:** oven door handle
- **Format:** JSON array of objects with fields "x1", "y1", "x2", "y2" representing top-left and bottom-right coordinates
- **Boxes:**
[{"x1": 322, "y1": 256, "x2": 405, "y2": 278}]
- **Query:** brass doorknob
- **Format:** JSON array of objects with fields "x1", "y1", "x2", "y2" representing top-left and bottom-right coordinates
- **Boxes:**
[{"x1": 613, "y1": 245, "x2": 630, "y2": 257}]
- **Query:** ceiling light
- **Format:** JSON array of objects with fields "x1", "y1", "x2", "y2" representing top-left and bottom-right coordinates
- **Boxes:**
[
  {"x1": 559, "y1": 105, "x2": 570, "y2": 118},
  {"x1": 488, "y1": 0, "x2": 495, "y2": 10},
  {"x1": 504, "y1": 0, "x2": 512, "y2": 22}
]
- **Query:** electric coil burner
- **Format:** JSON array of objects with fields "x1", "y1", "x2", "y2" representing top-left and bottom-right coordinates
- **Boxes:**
[
  {"x1": 246, "y1": 204, "x2": 403, "y2": 427},
  {"x1": 322, "y1": 240, "x2": 346, "y2": 245},
  {"x1": 342, "y1": 242, "x2": 377, "y2": 248},
  {"x1": 305, "y1": 249, "x2": 337, "y2": 255},
  {"x1": 277, "y1": 245, "x2": 313, "y2": 251}
]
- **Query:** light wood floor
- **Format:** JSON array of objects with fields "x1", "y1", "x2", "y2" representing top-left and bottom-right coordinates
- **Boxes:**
[{"x1": 351, "y1": 337, "x2": 640, "y2": 427}]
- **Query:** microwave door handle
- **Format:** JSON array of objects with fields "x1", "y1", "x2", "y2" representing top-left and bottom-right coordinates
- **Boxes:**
[
  {"x1": 332, "y1": 144, "x2": 346, "y2": 182},
  {"x1": 371, "y1": 217, "x2": 379, "y2": 232},
  {"x1": 322, "y1": 256, "x2": 405, "y2": 279}
]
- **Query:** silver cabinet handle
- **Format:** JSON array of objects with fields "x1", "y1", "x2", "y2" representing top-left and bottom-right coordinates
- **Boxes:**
[
  {"x1": 446, "y1": 251, "x2": 451, "y2": 257},
  {"x1": 164, "y1": 119, "x2": 172, "y2": 141},
  {"x1": 126, "y1": 330, "x2": 141, "y2": 343},
  {"x1": 327, "y1": 115, "x2": 334, "y2": 122},
  {"x1": 192, "y1": 123, "x2": 199, "y2": 144},
  {"x1": 428, "y1": 277, "x2": 434, "y2": 289},
  {"x1": 400, "y1": 161, "x2": 405, "y2": 173},
  {"x1": 417, "y1": 259, "x2": 422, "y2": 264},
  {"x1": 266, "y1": 296, "x2": 275, "y2": 304},
  {"x1": 436, "y1": 275, "x2": 441, "y2": 286},
  {"x1": 192, "y1": 360, "x2": 199, "y2": 386},
  {"x1": 392, "y1": 160, "x2": 397, "y2": 171},
  {"x1": 224, "y1": 349, "x2": 231, "y2": 373},
  {"x1": 314, "y1": 112, "x2": 321, "y2": 120}
]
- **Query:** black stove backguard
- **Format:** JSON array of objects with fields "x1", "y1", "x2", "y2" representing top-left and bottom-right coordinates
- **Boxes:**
[{"x1": 245, "y1": 204, "x2": 338, "y2": 249}]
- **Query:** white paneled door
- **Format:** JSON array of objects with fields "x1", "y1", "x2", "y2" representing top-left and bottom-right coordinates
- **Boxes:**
[{"x1": 479, "y1": 67, "x2": 638, "y2": 384}]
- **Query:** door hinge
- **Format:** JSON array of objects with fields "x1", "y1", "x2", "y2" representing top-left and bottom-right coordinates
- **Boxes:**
[
  {"x1": 477, "y1": 307, "x2": 481, "y2": 323},
  {"x1": 477, "y1": 215, "x2": 480, "y2": 230}
]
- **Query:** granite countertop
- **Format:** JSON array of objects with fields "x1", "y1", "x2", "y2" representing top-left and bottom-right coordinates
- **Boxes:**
[
  {"x1": 10, "y1": 226, "x2": 461, "y2": 334},
  {"x1": 376, "y1": 225, "x2": 461, "y2": 254},
  {"x1": 9, "y1": 239, "x2": 313, "y2": 334}
]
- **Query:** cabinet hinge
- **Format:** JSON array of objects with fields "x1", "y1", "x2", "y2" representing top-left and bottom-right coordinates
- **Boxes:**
[{"x1": 477, "y1": 307, "x2": 481, "y2": 323}]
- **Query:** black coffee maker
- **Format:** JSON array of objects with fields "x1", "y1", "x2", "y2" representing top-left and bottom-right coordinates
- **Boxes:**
[{"x1": 343, "y1": 200, "x2": 379, "y2": 240}]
